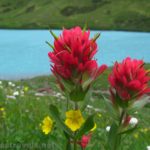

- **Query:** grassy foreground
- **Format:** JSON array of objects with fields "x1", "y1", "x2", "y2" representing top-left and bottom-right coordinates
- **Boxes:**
[
  {"x1": 0, "y1": 64, "x2": 150, "y2": 150},
  {"x1": 0, "y1": 0, "x2": 150, "y2": 31}
]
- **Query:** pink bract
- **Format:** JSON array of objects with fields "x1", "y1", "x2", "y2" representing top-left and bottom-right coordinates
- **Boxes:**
[{"x1": 109, "y1": 57, "x2": 150, "y2": 101}]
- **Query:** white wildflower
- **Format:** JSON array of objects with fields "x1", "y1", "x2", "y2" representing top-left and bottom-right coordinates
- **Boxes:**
[
  {"x1": 60, "y1": 96, "x2": 65, "y2": 100},
  {"x1": 129, "y1": 117, "x2": 138, "y2": 126},
  {"x1": 147, "y1": 146, "x2": 150, "y2": 150},
  {"x1": 94, "y1": 108, "x2": 101, "y2": 112},
  {"x1": 13, "y1": 91, "x2": 19, "y2": 96},
  {"x1": 87, "y1": 105, "x2": 93, "y2": 109},
  {"x1": 8, "y1": 82, "x2": 12, "y2": 85},
  {"x1": 55, "y1": 92, "x2": 62, "y2": 97},
  {"x1": 35, "y1": 93, "x2": 45, "y2": 96},
  {"x1": 11, "y1": 83, "x2": 15, "y2": 87},
  {"x1": 106, "y1": 126, "x2": 111, "y2": 132},
  {"x1": 6, "y1": 95, "x2": 16, "y2": 99}
]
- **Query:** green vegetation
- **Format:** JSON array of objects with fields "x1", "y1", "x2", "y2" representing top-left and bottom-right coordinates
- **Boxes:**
[
  {"x1": 0, "y1": 0, "x2": 150, "y2": 31},
  {"x1": 0, "y1": 64, "x2": 150, "y2": 149}
]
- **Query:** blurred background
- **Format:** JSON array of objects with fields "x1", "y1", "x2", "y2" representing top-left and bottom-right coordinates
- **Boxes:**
[
  {"x1": 0, "y1": 0, "x2": 150, "y2": 79},
  {"x1": 0, "y1": 0, "x2": 149, "y2": 31}
]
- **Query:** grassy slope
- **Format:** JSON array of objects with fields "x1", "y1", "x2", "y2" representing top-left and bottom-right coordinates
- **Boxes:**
[
  {"x1": 0, "y1": 64, "x2": 150, "y2": 149},
  {"x1": 0, "y1": 0, "x2": 150, "y2": 31}
]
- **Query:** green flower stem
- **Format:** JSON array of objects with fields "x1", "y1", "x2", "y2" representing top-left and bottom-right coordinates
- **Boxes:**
[
  {"x1": 119, "y1": 110, "x2": 126, "y2": 126},
  {"x1": 111, "y1": 110, "x2": 126, "y2": 150},
  {"x1": 66, "y1": 138, "x2": 72, "y2": 150},
  {"x1": 74, "y1": 139, "x2": 77, "y2": 150},
  {"x1": 112, "y1": 134, "x2": 121, "y2": 150},
  {"x1": 75, "y1": 102, "x2": 78, "y2": 110}
]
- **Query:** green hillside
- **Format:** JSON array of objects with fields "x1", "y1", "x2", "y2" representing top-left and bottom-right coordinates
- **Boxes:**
[{"x1": 0, "y1": 0, "x2": 150, "y2": 31}]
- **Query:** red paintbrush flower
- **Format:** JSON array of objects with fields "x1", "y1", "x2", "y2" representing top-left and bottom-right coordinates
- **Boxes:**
[
  {"x1": 109, "y1": 57, "x2": 150, "y2": 103},
  {"x1": 79, "y1": 133, "x2": 92, "y2": 149},
  {"x1": 48, "y1": 26, "x2": 107, "y2": 100}
]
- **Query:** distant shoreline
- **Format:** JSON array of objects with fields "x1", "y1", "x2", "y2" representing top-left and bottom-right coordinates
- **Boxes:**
[
  {"x1": 0, "y1": 27, "x2": 150, "y2": 33},
  {"x1": 1, "y1": 62, "x2": 150, "y2": 81}
]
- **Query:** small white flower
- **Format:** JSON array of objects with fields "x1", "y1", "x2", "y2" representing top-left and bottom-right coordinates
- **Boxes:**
[
  {"x1": 20, "y1": 91, "x2": 24, "y2": 94},
  {"x1": 8, "y1": 81, "x2": 12, "y2": 85},
  {"x1": 55, "y1": 92, "x2": 62, "y2": 97},
  {"x1": 94, "y1": 108, "x2": 101, "y2": 112},
  {"x1": 35, "y1": 93, "x2": 44, "y2": 96},
  {"x1": 147, "y1": 146, "x2": 150, "y2": 150},
  {"x1": 87, "y1": 105, "x2": 93, "y2": 109},
  {"x1": 13, "y1": 91, "x2": 19, "y2": 96},
  {"x1": 129, "y1": 117, "x2": 138, "y2": 126},
  {"x1": 6, "y1": 95, "x2": 16, "y2": 99},
  {"x1": 11, "y1": 83, "x2": 15, "y2": 87},
  {"x1": 134, "y1": 111, "x2": 138, "y2": 114},
  {"x1": 106, "y1": 126, "x2": 111, "y2": 132},
  {"x1": 60, "y1": 96, "x2": 65, "y2": 100}
]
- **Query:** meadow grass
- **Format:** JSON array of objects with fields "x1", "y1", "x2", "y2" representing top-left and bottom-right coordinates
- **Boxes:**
[
  {"x1": 0, "y1": 65, "x2": 150, "y2": 150},
  {"x1": 0, "y1": 0, "x2": 150, "y2": 31}
]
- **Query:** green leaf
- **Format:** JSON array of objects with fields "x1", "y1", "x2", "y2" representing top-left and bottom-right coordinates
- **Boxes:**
[
  {"x1": 45, "y1": 41, "x2": 54, "y2": 50},
  {"x1": 49, "y1": 135, "x2": 62, "y2": 150},
  {"x1": 119, "y1": 125, "x2": 138, "y2": 135},
  {"x1": 49, "y1": 105, "x2": 73, "y2": 137},
  {"x1": 108, "y1": 123, "x2": 121, "y2": 150},
  {"x1": 101, "y1": 94, "x2": 117, "y2": 119},
  {"x1": 82, "y1": 77, "x2": 93, "y2": 91},
  {"x1": 93, "y1": 33, "x2": 100, "y2": 42},
  {"x1": 130, "y1": 96, "x2": 149, "y2": 111},
  {"x1": 76, "y1": 114, "x2": 95, "y2": 139},
  {"x1": 49, "y1": 30, "x2": 58, "y2": 39},
  {"x1": 64, "y1": 132, "x2": 72, "y2": 150},
  {"x1": 69, "y1": 86, "x2": 88, "y2": 102},
  {"x1": 82, "y1": 23, "x2": 87, "y2": 32},
  {"x1": 81, "y1": 89, "x2": 92, "y2": 112},
  {"x1": 61, "y1": 78, "x2": 74, "y2": 93},
  {"x1": 115, "y1": 93, "x2": 128, "y2": 109}
]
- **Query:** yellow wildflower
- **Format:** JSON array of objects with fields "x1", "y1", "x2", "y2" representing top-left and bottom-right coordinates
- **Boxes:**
[
  {"x1": 133, "y1": 133, "x2": 139, "y2": 139},
  {"x1": 41, "y1": 116, "x2": 53, "y2": 134},
  {"x1": 0, "y1": 107, "x2": 4, "y2": 111},
  {"x1": 0, "y1": 107, "x2": 6, "y2": 118},
  {"x1": 65, "y1": 110, "x2": 84, "y2": 132},
  {"x1": 98, "y1": 113, "x2": 102, "y2": 118},
  {"x1": 24, "y1": 86, "x2": 29, "y2": 92},
  {"x1": 90, "y1": 123, "x2": 97, "y2": 132}
]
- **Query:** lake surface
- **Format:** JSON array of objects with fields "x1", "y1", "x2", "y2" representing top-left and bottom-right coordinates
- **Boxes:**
[{"x1": 0, "y1": 29, "x2": 150, "y2": 80}]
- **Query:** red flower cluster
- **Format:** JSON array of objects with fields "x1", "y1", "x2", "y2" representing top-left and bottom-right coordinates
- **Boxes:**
[
  {"x1": 79, "y1": 133, "x2": 92, "y2": 149},
  {"x1": 109, "y1": 57, "x2": 150, "y2": 102},
  {"x1": 48, "y1": 26, "x2": 107, "y2": 92}
]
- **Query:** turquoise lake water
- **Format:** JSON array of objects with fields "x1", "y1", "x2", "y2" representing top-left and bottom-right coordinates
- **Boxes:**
[{"x1": 0, "y1": 29, "x2": 150, "y2": 80}]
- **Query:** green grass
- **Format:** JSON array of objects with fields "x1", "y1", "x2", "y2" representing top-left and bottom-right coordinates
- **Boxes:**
[
  {"x1": 0, "y1": 65, "x2": 150, "y2": 149},
  {"x1": 0, "y1": 0, "x2": 150, "y2": 31}
]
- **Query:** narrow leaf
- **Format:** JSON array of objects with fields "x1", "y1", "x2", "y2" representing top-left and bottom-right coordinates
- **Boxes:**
[
  {"x1": 45, "y1": 41, "x2": 54, "y2": 50},
  {"x1": 101, "y1": 94, "x2": 117, "y2": 119},
  {"x1": 50, "y1": 30, "x2": 58, "y2": 39},
  {"x1": 76, "y1": 114, "x2": 95, "y2": 139},
  {"x1": 93, "y1": 33, "x2": 100, "y2": 42},
  {"x1": 119, "y1": 125, "x2": 138, "y2": 135},
  {"x1": 49, "y1": 105, "x2": 73, "y2": 137}
]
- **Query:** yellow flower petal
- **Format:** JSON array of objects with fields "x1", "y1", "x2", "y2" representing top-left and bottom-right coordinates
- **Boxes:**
[
  {"x1": 133, "y1": 133, "x2": 139, "y2": 139},
  {"x1": 24, "y1": 86, "x2": 29, "y2": 92},
  {"x1": 65, "y1": 110, "x2": 84, "y2": 132},
  {"x1": 90, "y1": 123, "x2": 97, "y2": 132},
  {"x1": 41, "y1": 116, "x2": 53, "y2": 135}
]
